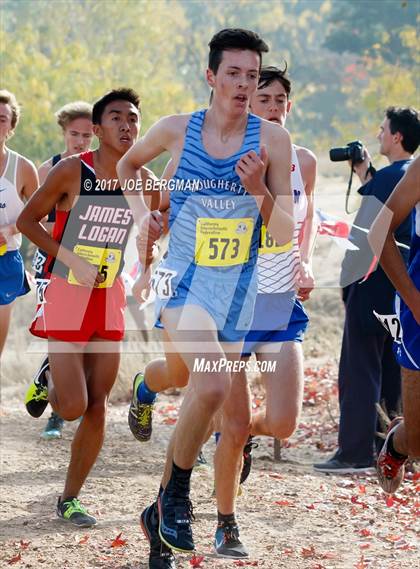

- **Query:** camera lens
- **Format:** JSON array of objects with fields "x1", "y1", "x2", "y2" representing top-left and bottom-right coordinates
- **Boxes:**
[{"x1": 329, "y1": 147, "x2": 350, "y2": 162}]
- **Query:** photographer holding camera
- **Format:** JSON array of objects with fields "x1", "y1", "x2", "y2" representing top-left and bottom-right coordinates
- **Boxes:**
[{"x1": 314, "y1": 106, "x2": 420, "y2": 474}]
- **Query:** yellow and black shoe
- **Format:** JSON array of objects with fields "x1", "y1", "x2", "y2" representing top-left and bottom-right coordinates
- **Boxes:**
[
  {"x1": 25, "y1": 356, "x2": 50, "y2": 418},
  {"x1": 128, "y1": 373, "x2": 154, "y2": 442},
  {"x1": 57, "y1": 496, "x2": 97, "y2": 528}
]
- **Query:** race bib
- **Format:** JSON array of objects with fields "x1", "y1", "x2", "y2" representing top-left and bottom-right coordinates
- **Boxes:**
[
  {"x1": 67, "y1": 245, "x2": 121, "y2": 288},
  {"x1": 0, "y1": 243, "x2": 7, "y2": 256},
  {"x1": 151, "y1": 267, "x2": 177, "y2": 300},
  {"x1": 259, "y1": 224, "x2": 293, "y2": 255},
  {"x1": 35, "y1": 278, "x2": 50, "y2": 305},
  {"x1": 195, "y1": 218, "x2": 254, "y2": 267},
  {"x1": 373, "y1": 311, "x2": 402, "y2": 343},
  {"x1": 32, "y1": 249, "x2": 47, "y2": 273}
]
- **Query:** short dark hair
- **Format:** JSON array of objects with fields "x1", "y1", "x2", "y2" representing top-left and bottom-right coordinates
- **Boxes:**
[
  {"x1": 92, "y1": 88, "x2": 140, "y2": 125},
  {"x1": 386, "y1": 106, "x2": 420, "y2": 154},
  {"x1": 259, "y1": 64, "x2": 291, "y2": 96},
  {"x1": 208, "y1": 28, "x2": 269, "y2": 74}
]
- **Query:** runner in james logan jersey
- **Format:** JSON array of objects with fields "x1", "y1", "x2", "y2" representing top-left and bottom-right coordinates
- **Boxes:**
[
  {"x1": 118, "y1": 29, "x2": 294, "y2": 564},
  {"x1": 0, "y1": 90, "x2": 38, "y2": 358},
  {"x1": 29, "y1": 149, "x2": 132, "y2": 342},
  {"x1": 18, "y1": 88, "x2": 145, "y2": 528}
]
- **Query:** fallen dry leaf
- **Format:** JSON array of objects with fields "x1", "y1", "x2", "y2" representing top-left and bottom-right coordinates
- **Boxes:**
[
  {"x1": 189, "y1": 555, "x2": 205, "y2": 568},
  {"x1": 110, "y1": 532, "x2": 127, "y2": 548},
  {"x1": 7, "y1": 553, "x2": 21, "y2": 565},
  {"x1": 301, "y1": 545, "x2": 316, "y2": 558},
  {"x1": 354, "y1": 555, "x2": 368, "y2": 569},
  {"x1": 275, "y1": 500, "x2": 294, "y2": 507}
]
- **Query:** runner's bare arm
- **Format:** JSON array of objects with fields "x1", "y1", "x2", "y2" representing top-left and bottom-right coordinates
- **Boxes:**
[
  {"x1": 135, "y1": 158, "x2": 174, "y2": 267},
  {"x1": 17, "y1": 158, "x2": 101, "y2": 287},
  {"x1": 117, "y1": 115, "x2": 184, "y2": 223},
  {"x1": 235, "y1": 123, "x2": 294, "y2": 246},
  {"x1": 0, "y1": 157, "x2": 39, "y2": 242},
  {"x1": 38, "y1": 158, "x2": 53, "y2": 186},
  {"x1": 368, "y1": 156, "x2": 420, "y2": 322},
  {"x1": 296, "y1": 147, "x2": 317, "y2": 301},
  {"x1": 297, "y1": 148, "x2": 317, "y2": 263},
  {"x1": 132, "y1": 158, "x2": 175, "y2": 303}
]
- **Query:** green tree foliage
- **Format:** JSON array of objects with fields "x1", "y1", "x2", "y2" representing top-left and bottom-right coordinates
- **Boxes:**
[
  {"x1": 1, "y1": 0, "x2": 195, "y2": 171},
  {"x1": 324, "y1": 0, "x2": 418, "y2": 66},
  {"x1": 1, "y1": 0, "x2": 418, "y2": 167},
  {"x1": 325, "y1": 0, "x2": 419, "y2": 147}
]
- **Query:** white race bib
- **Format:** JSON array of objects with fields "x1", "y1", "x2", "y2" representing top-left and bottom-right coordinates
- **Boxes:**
[
  {"x1": 373, "y1": 311, "x2": 402, "y2": 343},
  {"x1": 151, "y1": 268, "x2": 177, "y2": 300},
  {"x1": 35, "y1": 279, "x2": 50, "y2": 305}
]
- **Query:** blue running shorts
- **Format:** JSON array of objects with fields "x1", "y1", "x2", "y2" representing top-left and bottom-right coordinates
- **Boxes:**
[
  {"x1": 242, "y1": 292, "x2": 309, "y2": 356},
  {"x1": 0, "y1": 250, "x2": 30, "y2": 305}
]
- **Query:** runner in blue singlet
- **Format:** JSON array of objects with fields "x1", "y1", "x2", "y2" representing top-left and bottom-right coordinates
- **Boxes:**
[
  {"x1": 117, "y1": 28, "x2": 294, "y2": 565},
  {"x1": 369, "y1": 155, "x2": 420, "y2": 494}
]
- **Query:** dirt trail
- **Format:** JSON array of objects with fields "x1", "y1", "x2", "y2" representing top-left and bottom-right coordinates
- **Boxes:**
[{"x1": 1, "y1": 373, "x2": 418, "y2": 569}]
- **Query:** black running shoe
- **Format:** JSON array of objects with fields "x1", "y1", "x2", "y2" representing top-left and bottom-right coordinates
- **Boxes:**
[
  {"x1": 56, "y1": 496, "x2": 97, "y2": 527},
  {"x1": 25, "y1": 356, "x2": 50, "y2": 418},
  {"x1": 128, "y1": 373, "x2": 154, "y2": 442},
  {"x1": 158, "y1": 490, "x2": 195, "y2": 553},
  {"x1": 240, "y1": 436, "x2": 258, "y2": 485},
  {"x1": 214, "y1": 521, "x2": 249, "y2": 558},
  {"x1": 141, "y1": 503, "x2": 176, "y2": 568}
]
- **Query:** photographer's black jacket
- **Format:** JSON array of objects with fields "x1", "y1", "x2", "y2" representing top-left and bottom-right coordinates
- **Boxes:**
[{"x1": 340, "y1": 159, "x2": 412, "y2": 334}]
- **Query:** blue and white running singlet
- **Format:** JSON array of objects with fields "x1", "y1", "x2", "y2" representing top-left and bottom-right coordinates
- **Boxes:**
[{"x1": 153, "y1": 110, "x2": 263, "y2": 342}]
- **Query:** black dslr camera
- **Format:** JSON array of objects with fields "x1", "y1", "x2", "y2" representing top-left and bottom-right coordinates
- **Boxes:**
[{"x1": 329, "y1": 140, "x2": 364, "y2": 164}]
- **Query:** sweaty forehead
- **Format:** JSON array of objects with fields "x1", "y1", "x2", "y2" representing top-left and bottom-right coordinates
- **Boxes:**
[
  {"x1": 220, "y1": 49, "x2": 260, "y2": 70},
  {"x1": 257, "y1": 81, "x2": 287, "y2": 97},
  {"x1": 65, "y1": 117, "x2": 93, "y2": 131},
  {"x1": 104, "y1": 99, "x2": 139, "y2": 117}
]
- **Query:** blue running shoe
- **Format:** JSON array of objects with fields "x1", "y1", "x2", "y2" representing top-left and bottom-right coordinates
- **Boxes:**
[
  {"x1": 41, "y1": 412, "x2": 64, "y2": 439},
  {"x1": 214, "y1": 521, "x2": 249, "y2": 558},
  {"x1": 140, "y1": 503, "x2": 176, "y2": 568},
  {"x1": 158, "y1": 490, "x2": 195, "y2": 553}
]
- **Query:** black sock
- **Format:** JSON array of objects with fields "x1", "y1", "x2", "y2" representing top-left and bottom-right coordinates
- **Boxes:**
[
  {"x1": 387, "y1": 433, "x2": 407, "y2": 460},
  {"x1": 217, "y1": 511, "x2": 236, "y2": 526},
  {"x1": 153, "y1": 485, "x2": 164, "y2": 515},
  {"x1": 166, "y1": 461, "x2": 193, "y2": 495}
]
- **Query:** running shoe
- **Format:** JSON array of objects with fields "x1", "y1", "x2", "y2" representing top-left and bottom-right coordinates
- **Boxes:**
[
  {"x1": 214, "y1": 521, "x2": 249, "y2": 558},
  {"x1": 158, "y1": 490, "x2": 195, "y2": 552},
  {"x1": 313, "y1": 457, "x2": 375, "y2": 474},
  {"x1": 194, "y1": 450, "x2": 208, "y2": 469},
  {"x1": 56, "y1": 496, "x2": 97, "y2": 527},
  {"x1": 41, "y1": 412, "x2": 64, "y2": 439},
  {"x1": 141, "y1": 503, "x2": 176, "y2": 568},
  {"x1": 25, "y1": 356, "x2": 50, "y2": 418},
  {"x1": 240, "y1": 436, "x2": 259, "y2": 485},
  {"x1": 128, "y1": 372, "x2": 154, "y2": 442},
  {"x1": 377, "y1": 418, "x2": 407, "y2": 494}
]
